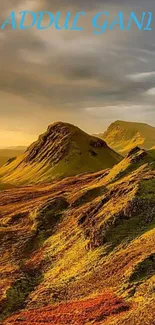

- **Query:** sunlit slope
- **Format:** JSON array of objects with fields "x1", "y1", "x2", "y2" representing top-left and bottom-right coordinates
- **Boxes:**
[
  {"x1": 0, "y1": 147, "x2": 155, "y2": 324},
  {"x1": 4, "y1": 293, "x2": 129, "y2": 325},
  {"x1": 149, "y1": 148, "x2": 155, "y2": 159},
  {"x1": 0, "y1": 122, "x2": 121, "y2": 185},
  {"x1": 0, "y1": 148, "x2": 26, "y2": 167},
  {"x1": 99, "y1": 120, "x2": 155, "y2": 155}
]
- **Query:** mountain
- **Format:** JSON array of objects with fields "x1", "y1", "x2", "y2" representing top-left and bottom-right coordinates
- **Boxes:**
[
  {"x1": 0, "y1": 122, "x2": 121, "y2": 186},
  {"x1": 0, "y1": 147, "x2": 26, "y2": 167},
  {"x1": 0, "y1": 146, "x2": 154, "y2": 325},
  {"x1": 98, "y1": 120, "x2": 155, "y2": 155}
]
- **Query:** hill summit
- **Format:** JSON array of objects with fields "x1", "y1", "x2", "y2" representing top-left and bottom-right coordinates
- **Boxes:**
[
  {"x1": 99, "y1": 120, "x2": 155, "y2": 155},
  {"x1": 0, "y1": 122, "x2": 121, "y2": 186}
]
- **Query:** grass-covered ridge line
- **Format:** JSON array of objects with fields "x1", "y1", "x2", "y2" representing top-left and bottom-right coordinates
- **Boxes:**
[
  {"x1": 98, "y1": 120, "x2": 155, "y2": 155},
  {"x1": 0, "y1": 122, "x2": 121, "y2": 186}
]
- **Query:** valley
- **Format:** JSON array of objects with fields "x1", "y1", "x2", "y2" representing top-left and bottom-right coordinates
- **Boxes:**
[
  {"x1": 0, "y1": 121, "x2": 154, "y2": 324},
  {"x1": 0, "y1": 132, "x2": 154, "y2": 324}
]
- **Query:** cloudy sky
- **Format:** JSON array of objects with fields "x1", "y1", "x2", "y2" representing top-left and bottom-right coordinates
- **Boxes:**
[{"x1": 0, "y1": 0, "x2": 155, "y2": 147}]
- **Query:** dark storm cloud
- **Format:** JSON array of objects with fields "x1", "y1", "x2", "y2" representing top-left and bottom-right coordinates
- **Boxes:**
[
  {"x1": 0, "y1": 0, "x2": 155, "y2": 144},
  {"x1": 40, "y1": 0, "x2": 154, "y2": 10}
]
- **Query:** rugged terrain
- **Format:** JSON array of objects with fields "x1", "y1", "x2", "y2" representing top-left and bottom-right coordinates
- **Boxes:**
[
  {"x1": 0, "y1": 144, "x2": 154, "y2": 325},
  {"x1": 98, "y1": 120, "x2": 155, "y2": 155},
  {"x1": 0, "y1": 122, "x2": 121, "y2": 187}
]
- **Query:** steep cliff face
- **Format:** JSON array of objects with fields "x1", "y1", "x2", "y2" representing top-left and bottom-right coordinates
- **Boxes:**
[
  {"x1": 98, "y1": 120, "x2": 155, "y2": 154},
  {"x1": 0, "y1": 147, "x2": 154, "y2": 325},
  {"x1": 0, "y1": 122, "x2": 121, "y2": 186}
]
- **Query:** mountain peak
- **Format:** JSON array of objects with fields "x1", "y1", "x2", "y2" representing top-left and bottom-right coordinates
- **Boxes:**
[
  {"x1": 114, "y1": 120, "x2": 149, "y2": 126},
  {"x1": 46, "y1": 121, "x2": 80, "y2": 134},
  {"x1": 0, "y1": 122, "x2": 121, "y2": 185},
  {"x1": 25, "y1": 121, "x2": 78, "y2": 164},
  {"x1": 99, "y1": 120, "x2": 155, "y2": 155},
  {"x1": 25, "y1": 122, "x2": 109, "y2": 165}
]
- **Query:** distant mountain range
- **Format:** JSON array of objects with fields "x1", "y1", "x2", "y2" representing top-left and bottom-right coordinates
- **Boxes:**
[
  {"x1": 0, "y1": 122, "x2": 121, "y2": 186},
  {"x1": 1, "y1": 120, "x2": 155, "y2": 170},
  {"x1": 96, "y1": 120, "x2": 155, "y2": 155}
]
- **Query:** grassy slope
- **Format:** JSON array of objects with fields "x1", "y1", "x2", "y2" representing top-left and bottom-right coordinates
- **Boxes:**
[
  {"x1": 4, "y1": 293, "x2": 129, "y2": 325},
  {"x1": 100, "y1": 120, "x2": 155, "y2": 155},
  {"x1": 0, "y1": 148, "x2": 26, "y2": 167},
  {"x1": 0, "y1": 123, "x2": 121, "y2": 186},
  {"x1": 149, "y1": 149, "x2": 155, "y2": 159},
  {"x1": 0, "y1": 148, "x2": 154, "y2": 325}
]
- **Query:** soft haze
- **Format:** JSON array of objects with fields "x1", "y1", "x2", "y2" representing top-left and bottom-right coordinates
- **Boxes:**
[{"x1": 0, "y1": 0, "x2": 155, "y2": 147}]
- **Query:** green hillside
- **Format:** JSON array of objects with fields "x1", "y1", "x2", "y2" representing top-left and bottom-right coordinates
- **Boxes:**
[
  {"x1": 99, "y1": 120, "x2": 155, "y2": 155},
  {"x1": 149, "y1": 149, "x2": 155, "y2": 159},
  {"x1": 0, "y1": 122, "x2": 121, "y2": 186}
]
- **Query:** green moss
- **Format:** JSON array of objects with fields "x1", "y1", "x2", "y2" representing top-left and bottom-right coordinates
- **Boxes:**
[
  {"x1": 24, "y1": 198, "x2": 69, "y2": 256},
  {"x1": 73, "y1": 186, "x2": 106, "y2": 207},
  {"x1": 129, "y1": 254, "x2": 155, "y2": 282},
  {"x1": 103, "y1": 216, "x2": 155, "y2": 249},
  {"x1": 99, "y1": 191, "x2": 155, "y2": 248},
  {"x1": 149, "y1": 149, "x2": 155, "y2": 159},
  {"x1": 137, "y1": 179, "x2": 155, "y2": 199},
  {"x1": 1, "y1": 270, "x2": 43, "y2": 320},
  {"x1": 32, "y1": 197, "x2": 69, "y2": 238}
]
